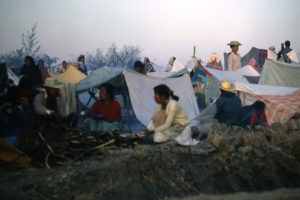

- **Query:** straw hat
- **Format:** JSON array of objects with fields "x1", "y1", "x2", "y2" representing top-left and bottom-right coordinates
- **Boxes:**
[
  {"x1": 43, "y1": 77, "x2": 63, "y2": 89},
  {"x1": 219, "y1": 80, "x2": 235, "y2": 92},
  {"x1": 227, "y1": 41, "x2": 242, "y2": 46}
]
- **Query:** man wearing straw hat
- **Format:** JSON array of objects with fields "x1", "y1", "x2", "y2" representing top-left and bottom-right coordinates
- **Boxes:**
[
  {"x1": 33, "y1": 77, "x2": 77, "y2": 127},
  {"x1": 227, "y1": 41, "x2": 242, "y2": 71},
  {"x1": 214, "y1": 80, "x2": 241, "y2": 125}
]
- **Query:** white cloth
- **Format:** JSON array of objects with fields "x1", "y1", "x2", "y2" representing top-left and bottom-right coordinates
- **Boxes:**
[
  {"x1": 227, "y1": 52, "x2": 241, "y2": 71},
  {"x1": 171, "y1": 60, "x2": 186, "y2": 72},
  {"x1": 154, "y1": 99, "x2": 189, "y2": 132},
  {"x1": 287, "y1": 50, "x2": 299, "y2": 63},
  {"x1": 33, "y1": 83, "x2": 76, "y2": 116},
  {"x1": 259, "y1": 59, "x2": 300, "y2": 88},
  {"x1": 123, "y1": 69, "x2": 199, "y2": 126},
  {"x1": 147, "y1": 121, "x2": 185, "y2": 143},
  {"x1": 204, "y1": 65, "x2": 260, "y2": 84},
  {"x1": 234, "y1": 81, "x2": 299, "y2": 105},
  {"x1": 267, "y1": 50, "x2": 277, "y2": 60}
]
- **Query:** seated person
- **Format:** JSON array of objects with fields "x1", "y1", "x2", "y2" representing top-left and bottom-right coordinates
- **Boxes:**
[
  {"x1": 214, "y1": 80, "x2": 241, "y2": 126},
  {"x1": 250, "y1": 101, "x2": 268, "y2": 128},
  {"x1": 85, "y1": 84, "x2": 121, "y2": 132},
  {"x1": 33, "y1": 77, "x2": 77, "y2": 128},
  {"x1": 147, "y1": 84, "x2": 189, "y2": 143},
  {"x1": 0, "y1": 86, "x2": 31, "y2": 146},
  {"x1": 132, "y1": 61, "x2": 145, "y2": 74}
]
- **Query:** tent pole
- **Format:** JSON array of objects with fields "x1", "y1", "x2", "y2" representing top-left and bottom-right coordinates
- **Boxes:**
[{"x1": 193, "y1": 46, "x2": 196, "y2": 57}]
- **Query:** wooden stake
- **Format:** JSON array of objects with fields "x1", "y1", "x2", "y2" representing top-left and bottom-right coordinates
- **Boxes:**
[{"x1": 193, "y1": 46, "x2": 196, "y2": 57}]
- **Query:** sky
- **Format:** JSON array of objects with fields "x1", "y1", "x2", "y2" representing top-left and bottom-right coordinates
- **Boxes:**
[{"x1": 0, "y1": 0, "x2": 299, "y2": 66}]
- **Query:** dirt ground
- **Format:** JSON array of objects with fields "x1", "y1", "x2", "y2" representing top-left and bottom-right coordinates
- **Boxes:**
[{"x1": 1, "y1": 119, "x2": 300, "y2": 200}]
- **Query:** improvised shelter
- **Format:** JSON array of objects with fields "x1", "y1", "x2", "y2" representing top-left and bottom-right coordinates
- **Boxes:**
[
  {"x1": 203, "y1": 59, "x2": 300, "y2": 125},
  {"x1": 259, "y1": 59, "x2": 300, "y2": 88},
  {"x1": 190, "y1": 56, "x2": 260, "y2": 109},
  {"x1": 74, "y1": 66, "x2": 199, "y2": 131},
  {"x1": 49, "y1": 65, "x2": 86, "y2": 84},
  {"x1": 48, "y1": 65, "x2": 86, "y2": 116},
  {"x1": 234, "y1": 82, "x2": 300, "y2": 125},
  {"x1": 224, "y1": 47, "x2": 268, "y2": 72},
  {"x1": 164, "y1": 59, "x2": 186, "y2": 73}
]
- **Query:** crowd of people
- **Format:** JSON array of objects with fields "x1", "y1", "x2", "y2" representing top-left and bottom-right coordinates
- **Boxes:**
[{"x1": 0, "y1": 39, "x2": 297, "y2": 147}]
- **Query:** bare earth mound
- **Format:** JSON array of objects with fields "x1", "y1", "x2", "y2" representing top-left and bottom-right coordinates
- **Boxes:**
[{"x1": 1, "y1": 119, "x2": 300, "y2": 200}]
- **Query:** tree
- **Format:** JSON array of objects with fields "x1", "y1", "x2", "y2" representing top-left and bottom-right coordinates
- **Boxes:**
[
  {"x1": 85, "y1": 44, "x2": 142, "y2": 69},
  {"x1": 0, "y1": 23, "x2": 58, "y2": 70}
]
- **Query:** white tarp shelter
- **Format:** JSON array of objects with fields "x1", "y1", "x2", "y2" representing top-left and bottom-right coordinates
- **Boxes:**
[
  {"x1": 75, "y1": 67, "x2": 199, "y2": 127},
  {"x1": 204, "y1": 65, "x2": 260, "y2": 84},
  {"x1": 234, "y1": 81, "x2": 299, "y2": 105},
  {"x1": 259, "y1": 60, "x2": 300, "y2": 88},
  {"x1": 124, "y1": 69, "x2": 199, "y2": 126}
]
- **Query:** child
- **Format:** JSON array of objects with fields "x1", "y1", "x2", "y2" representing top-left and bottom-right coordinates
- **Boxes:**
[{"x1": 250, "y1": 101, "x2": 268, "y2": 128}]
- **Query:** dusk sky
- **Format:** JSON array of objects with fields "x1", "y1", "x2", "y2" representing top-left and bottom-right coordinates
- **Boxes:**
[{"x1": 0, "y1": 0, "x2": 299, "y2": 66}]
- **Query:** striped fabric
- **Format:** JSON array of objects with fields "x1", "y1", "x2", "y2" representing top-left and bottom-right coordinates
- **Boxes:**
[{"x1": 256, "y1": 89, "x2": 300, "y2": 125}]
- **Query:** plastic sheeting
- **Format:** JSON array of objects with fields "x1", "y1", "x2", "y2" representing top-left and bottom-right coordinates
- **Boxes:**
[
  {"x1": 123, "y1": 69, "x2": 199, "y2": 126},
  {"x1": 75, "y1": 66, "x2": 123, "y2": 92},
  {"x1": 171, "y1": 60, "x2": 186, "y2": 72},
  {"x1": 204, "y1": 65, "x2": 260, "y2": 83},
  {"x1": 147, "y1": 67, "x2": 189, "y2": 78},
  {"x1": 259, "y1": 60, "x2": 300, "y2": 87},
  {"x1": 234, "y1": 81, "x2": 299, "y2": 105}
]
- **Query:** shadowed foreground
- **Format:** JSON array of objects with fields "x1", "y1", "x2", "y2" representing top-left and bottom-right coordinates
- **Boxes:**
[{"x1": 1, "y1": 120, "x2": 300, "y2": 200}]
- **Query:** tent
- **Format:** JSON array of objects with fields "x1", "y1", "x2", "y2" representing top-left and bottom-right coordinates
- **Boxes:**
[
  {"x1": 190, "y1": 56, "x2": 260, "y2": 109},
  {"x1": 234, "y1": 81, "x2": 300, "y2": 125},
  {"x1": 123, "y1": 69, "x2": 199, "y2": 126},
  {"x1": 259, "y1": 59, "x2": 300, "y2": 88},
  {"x1": 50, "y1": 66, "x2": 86, "y2": 84},
  {"x1": 75, "y1": 66, "x2": 199, "y2": 129},
  {"x1": 224, "y1": 47, "x2": 268, "y2": 71},
  {"x1": 48, "y1": 66, "x2": 84, "y2": 116},
  {"x1": 147, "y1": 68, "x2": 188, "y2": 78}
]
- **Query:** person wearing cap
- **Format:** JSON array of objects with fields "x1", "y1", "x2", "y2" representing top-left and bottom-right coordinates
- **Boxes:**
[
  {"x1": 214, "y1": 80, "x2": 241, "y2": 125},
  {"x1": 227, "y1": 41, "x2": 242, "y2": 71},
  {"x1": 33, "y1": 77, "x2": 77, "y2": 127}
]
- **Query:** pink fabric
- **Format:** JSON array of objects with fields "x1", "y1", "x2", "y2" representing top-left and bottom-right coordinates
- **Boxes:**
[{"x1": 256, "y1": 89, "x2": 300, "y2": 125}]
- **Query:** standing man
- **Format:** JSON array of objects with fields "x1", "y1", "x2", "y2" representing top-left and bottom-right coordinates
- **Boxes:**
[
  {"x1": 277, "y1": 40, "x2": 299, "y2": 63},
  {"x1": 227, "y1": 41, "x2": 242, "y2": 71}
]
